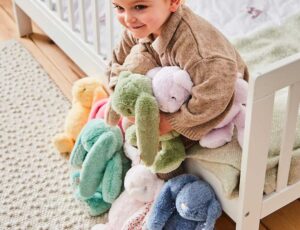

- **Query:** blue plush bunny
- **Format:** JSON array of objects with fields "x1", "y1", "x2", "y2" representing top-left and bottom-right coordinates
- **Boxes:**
[
  {"x1": 147, "y1": 174, "x2": 222, "y2": 230},
  {"x1": 69, "y1": 119, "x2": 130, "y2": 216}
]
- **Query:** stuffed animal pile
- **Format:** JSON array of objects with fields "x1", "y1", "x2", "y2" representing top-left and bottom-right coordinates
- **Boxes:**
[{"x1": 55, "y1": 65, "x2": 249, "y2": 229}]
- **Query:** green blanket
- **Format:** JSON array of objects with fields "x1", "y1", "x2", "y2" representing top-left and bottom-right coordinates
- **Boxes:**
[{"x1": 186, "y1": 11, "x2": 300, "y2": 198}]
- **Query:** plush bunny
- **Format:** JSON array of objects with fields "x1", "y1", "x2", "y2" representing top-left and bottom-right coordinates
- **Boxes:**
[
  {"x1": 147, "y1": 66, "x2": 248, "y2": 149},
  {"x1": 53, "y1": 77, "x2": 108, "y2": 157},
  {"x1": 147, "y1": 174, "x2": 222, "y2": 230},
  {"x1": 106, "y1": 71, "x2": 185, "y2": 173},
  {"x1": 146, "y1": 66, "x2": 193, "y2": 113},
  {"x1": 70, "y1": 119, "x2": 130, "y2": 216},
  {"x1": 88, "y1": 98, "x2": 128, "y2": 136},
  {"x1": 92, "y1": 165, "x2": 164, "y2": 230},
  {"x1": 199, "y1": 74, "x2": 248, "y2": 148}
]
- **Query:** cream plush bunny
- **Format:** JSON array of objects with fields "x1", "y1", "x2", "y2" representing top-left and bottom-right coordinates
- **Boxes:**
[{"x1": 91, "y1": 165, "x2": 164, "y2": 230}]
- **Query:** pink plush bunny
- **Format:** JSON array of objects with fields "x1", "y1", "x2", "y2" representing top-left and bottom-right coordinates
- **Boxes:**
[
  {"x1": 88, "y1": 98, "x2": 127, "y2": 136},
  {"x1": 91, "y1": 165, "x2": 164, "y2": 230},
  {"x1": 199, "y1": 74, "x2": 248, "y2": 148}
]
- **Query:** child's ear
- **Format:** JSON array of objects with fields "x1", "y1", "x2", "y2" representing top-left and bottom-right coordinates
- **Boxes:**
[{"x1": 169, "y1": 0, "x2": 182, "y2": 12}]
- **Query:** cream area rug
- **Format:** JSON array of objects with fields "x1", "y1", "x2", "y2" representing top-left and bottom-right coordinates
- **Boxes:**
[{"x1": 0, "y1": 40, "x2": 107, "y2": 229}]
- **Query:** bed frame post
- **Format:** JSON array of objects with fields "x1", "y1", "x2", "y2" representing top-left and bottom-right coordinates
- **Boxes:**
[
  {"x1": 235, "y1": 74, "x2": 275, "y2": 230},
  {"x1": 13, "y1": 1, "x2": 33, "y2": 37}
]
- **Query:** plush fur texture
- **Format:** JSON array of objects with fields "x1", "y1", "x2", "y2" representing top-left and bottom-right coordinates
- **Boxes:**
[
  {"x1": 125, "y1": 123, "x2": 185, "y2": 174},
  {"x1": 92, "y1": 165, "x2": 164, "y2": 230},
  {"x1": 53, "y1": 77, "x2": 108, "y2": 157},
  {"x1": 107, "y1": 71, "x2": 186, "y2": 173},
  {"x1": 69, "y1": 119, "x2": 130, "y2": 216},
  {"x1": 147, "y1": 66, "x2": 193, "y2": 113},
  {"x1": 200, "y1": 75, "x2": 248, "y2": 148},
  {"x1": 147, "y1": 174, "x2": 222, "y2": 230},
  {"x1": 88, "y1": 98, "x2": 125, "y2": 136},
  {"x1": 109, "y1": 71, "x2": 160, "y2": 167}
]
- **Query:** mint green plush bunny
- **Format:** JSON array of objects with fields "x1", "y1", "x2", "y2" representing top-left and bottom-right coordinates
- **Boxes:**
[
  {"x1": 70, "y1": 119, "x2": 130, "y2": 216},
  {"x1": 108, "y1": 71, "x2": 185, "y2": 173}
]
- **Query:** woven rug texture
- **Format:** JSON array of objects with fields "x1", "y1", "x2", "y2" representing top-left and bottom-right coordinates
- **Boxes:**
[{"x1": 0, "y1": 40, "x2": 107, "y2": 229}]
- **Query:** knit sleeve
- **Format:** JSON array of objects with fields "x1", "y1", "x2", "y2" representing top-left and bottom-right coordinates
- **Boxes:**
[
  {"x1": 106, "y1": 30, "x2": 137, "y2": 90},
  {"x1": 166, "y1": 57, "x2": 238, "y2": 140}
]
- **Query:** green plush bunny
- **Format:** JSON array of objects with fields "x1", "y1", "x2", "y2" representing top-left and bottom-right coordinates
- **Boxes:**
[
  {"x1": 70, "y1": 119, "x2": 130, "y2": 216},
  {"x1": 108, "y1": 71, "x2": 185, "y2": 173}
]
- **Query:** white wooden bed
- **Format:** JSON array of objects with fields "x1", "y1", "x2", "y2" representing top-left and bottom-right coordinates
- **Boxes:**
[{"x1": 13, "y1": 0, "x2": 300, "y2": 229}]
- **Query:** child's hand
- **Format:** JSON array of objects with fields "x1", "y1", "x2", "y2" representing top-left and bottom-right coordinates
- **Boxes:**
[
  {"x1": 104, "y1": 99, "x2": 121, "y2": 126},
  {"x1": 159, "y1": 113, "x2": 173, "y2": 136}
]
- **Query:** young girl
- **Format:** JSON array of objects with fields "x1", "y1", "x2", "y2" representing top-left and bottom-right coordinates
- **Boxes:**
[{"x1": 106, "y1": 0, "x2": 249, "y2": 146}]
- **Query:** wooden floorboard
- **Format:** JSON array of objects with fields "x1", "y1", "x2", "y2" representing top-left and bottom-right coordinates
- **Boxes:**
[
  {"x1": 262, "y1": 199, "x2": 300, "y2": 230},
  {"x1": 0, "y1": 0, "x2": 85, "y2": 100},
  {"x1": 2, "y1": 0, "x2": 300, "y2": 229}
]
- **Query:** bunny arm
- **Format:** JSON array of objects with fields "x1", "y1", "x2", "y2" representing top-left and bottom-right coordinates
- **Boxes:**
[
  {"x1": 152, "y1": 137, "x2": 186, "y2": 174},
  {"x1": 79, "y1": 131, "x2": 121, "y2": 198},
  {"x1": 147, "y1": 183, "x2": 176, "y2": 230},
  {"x1": 85, "y1": 191, "x2": 112, "y2": 216},
  {"x1": 102, "y1": 152, "x2": 123, "y2": 203},
  {"x1": 199, "y1": 199, "x2": 222, "y2": 230},
  {"x1": 135, "y1": 92, "x2": 160, "y2": 166},
  {"x1": 69, "y1": 130, "x2": 88, "y2": 168}
]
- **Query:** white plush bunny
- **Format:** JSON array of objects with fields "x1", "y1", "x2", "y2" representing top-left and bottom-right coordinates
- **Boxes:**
[{"x1": 91, "y1": 165, "x2": 164, "y2": 230}]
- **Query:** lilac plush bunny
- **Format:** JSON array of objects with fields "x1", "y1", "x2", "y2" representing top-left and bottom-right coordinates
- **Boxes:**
[
  {"x1": 146, "y1": 66, "x2": 193, "y2": 113},
  {"x1": 199, "y1": 74, "x2": 248, "y2": 148}
]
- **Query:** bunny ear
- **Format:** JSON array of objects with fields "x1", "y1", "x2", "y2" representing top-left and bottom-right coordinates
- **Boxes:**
[
  {"x1": 79, "y1": 130, "x2": 121, "y2": 198},
  {"x1": 69, "y1": 126, "x2": 88, "y2": 168},
  {"x1": 135, "y1": 93, "x2": 160, "y2": 166},
  {"x1": 102, "y1": 152, "x2": 123, "y2": 203},
  {"x1": 173, "y1": 70, "x2": 193, "y2": 93},
  {"x1": 147, "y1": 182, "x2": 176, "y2": 230},
  {"x1": 146, "y1": 67, "x2": 163, "y2": 79}
]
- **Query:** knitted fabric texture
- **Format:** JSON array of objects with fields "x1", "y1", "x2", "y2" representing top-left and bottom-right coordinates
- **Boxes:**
[{"x1": 0, "y1": 40, "x2": 107, "y2": 229}]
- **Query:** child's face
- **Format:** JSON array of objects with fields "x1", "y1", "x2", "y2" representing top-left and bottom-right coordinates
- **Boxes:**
[{"x1": 112, "y1": 0, "x2": 180, "y2": 39}]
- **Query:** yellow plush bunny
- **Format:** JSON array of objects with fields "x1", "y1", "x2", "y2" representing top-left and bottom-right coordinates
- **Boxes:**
[{"x1": 53, "y1": 77, "x2": 108, "y2": 158}]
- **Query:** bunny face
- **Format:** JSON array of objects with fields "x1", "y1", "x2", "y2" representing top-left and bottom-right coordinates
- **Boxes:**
[
  {"x1": 124, "y1": 165, "x2": 160, "y2": 203},
  {"x1": 72, "y1": 77, "x2": 104, "y2": 108},
  {"x1": 111, "y1": 71, "x2": 153, "y2": 117},
  {"x1": 80, "y1": 119, "x2": 123, "y2": 155},
  {"x1": 176, "y1": 181, "x2": 213, "y2": 222},
  {"x1": 148, "y1": 66, "x2": 193, "y2": 113}
]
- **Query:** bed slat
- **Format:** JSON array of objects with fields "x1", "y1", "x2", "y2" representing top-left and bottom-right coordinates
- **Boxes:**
[
  {"x1": 105, "y1": 0, "x2": 114, "y2": 59},
  {"x1": 79, "y1": 0, "x2": 87, "y2": 42},
  {"x1": 46, "y1": 0, "x2": 52, "y2": 9},
  {"x1": 276, "y1": 82, "x2": 300, "y2": 191},
  {"x1": 56, "y1": 0, "x2": 63, "y2": 19},
  {"x1": 92, "y1": 0, "x2": 101, "y2": 54},
  {"x1": 67, "y1": 0, "x2": 75, "y2": 30}
]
